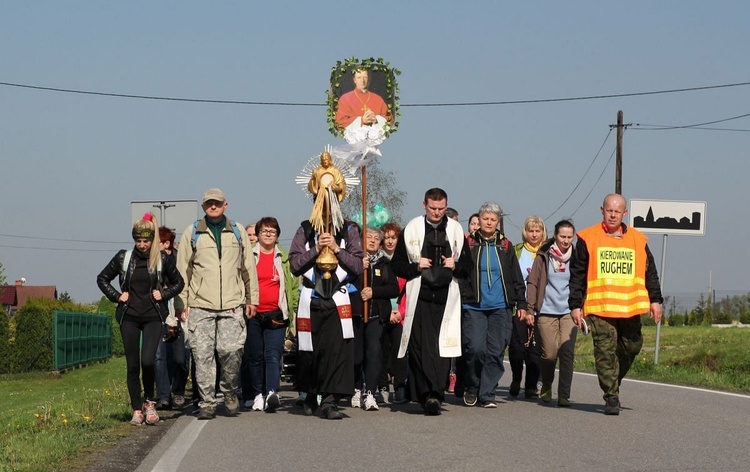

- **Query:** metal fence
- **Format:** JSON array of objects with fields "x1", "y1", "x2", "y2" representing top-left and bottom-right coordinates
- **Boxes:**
[{"x1": 53, "y1": 311, "x2": 112, "y2": 370}]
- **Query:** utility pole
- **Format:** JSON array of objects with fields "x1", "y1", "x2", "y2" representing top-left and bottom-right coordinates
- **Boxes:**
[{"x1": 610, "y1": 110, "x2": 631, "y2": 195}]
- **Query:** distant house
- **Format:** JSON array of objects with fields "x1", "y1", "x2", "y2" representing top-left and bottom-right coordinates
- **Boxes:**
[{"x1": 0, "y1": 279, "x2": 57, "y2": 316}]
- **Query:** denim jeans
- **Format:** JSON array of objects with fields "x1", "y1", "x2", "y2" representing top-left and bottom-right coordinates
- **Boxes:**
[
  {"x1": 243, "y1": 316, "x2": 285, "y2": 397},
  {"x1": 155, "y1": 324, "x2": 173, "y2": 403},
  {"x1": 461, "y1": 307, "x2": 513, "y2": 403}
]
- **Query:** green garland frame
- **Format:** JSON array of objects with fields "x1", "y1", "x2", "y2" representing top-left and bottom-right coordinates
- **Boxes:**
[{"x1": 326, "y1": 56, "x2": 401, "y2": 138}]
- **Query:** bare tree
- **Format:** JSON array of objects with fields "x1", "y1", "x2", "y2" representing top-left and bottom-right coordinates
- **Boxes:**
[{"x1": 341, "y1": 160, "x2": 407, "y2": 225}]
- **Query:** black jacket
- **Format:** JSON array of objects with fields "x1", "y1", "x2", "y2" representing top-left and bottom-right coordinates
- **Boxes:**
[
  {"x1": 97, "y1": 249, "x2": 185, "y2": 323},
  {"x1": 457, "y1": 231, "x2": 528, "y2": 310},
  {"x1": 350, "y1": 253, "x2": 400, "y2": 323}
]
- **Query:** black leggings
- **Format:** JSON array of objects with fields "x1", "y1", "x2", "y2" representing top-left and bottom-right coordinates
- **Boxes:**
[{"x1": 120, "y1": 316, "x2": 162, "y2": 410}]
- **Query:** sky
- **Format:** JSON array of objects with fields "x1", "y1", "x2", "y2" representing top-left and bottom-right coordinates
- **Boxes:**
[{"x1": 1, "y1": 1, "x2": 748, "y2": 304}]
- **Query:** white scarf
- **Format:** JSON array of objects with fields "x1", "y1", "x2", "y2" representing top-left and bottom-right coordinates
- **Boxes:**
[
  {"x1": 296, "y1": 239, "x2": 353, "y2": 351},
  {"x1": 398, "y1": 216, "x2": 464, "y2": 359}
]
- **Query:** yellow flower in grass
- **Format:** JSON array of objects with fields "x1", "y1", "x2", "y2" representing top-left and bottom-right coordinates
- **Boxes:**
[
  {"x1": 34, "y1": 413, "x2": 40, "y2": 418},
  {"x1": 63, "y1": 419, "x2": 68, "y2": 424},
  {"x1": 60, "y1": 413, "x2": 66, "y2": 418},
  {"x1": 83, "y1": 416, "x2": 91, "y2": 422},
  {"x1": 106, "y1": 390, "x2": 111, "y2": 396}
]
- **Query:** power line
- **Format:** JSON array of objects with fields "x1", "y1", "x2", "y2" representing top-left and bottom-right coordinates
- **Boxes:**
[
  {"x1": 544, "y1": 129, "x2": 612, "y2": 222},
  {"x1": 570, "y1": 147, "x2": 617, "y2": 219},
  {"x1": 0, "y1": 233, "x2": 129, "y2": 244},
  {"x1": 632, "y1": 126, "x2": 750, "y2": 132},
  {"x1": 633, "y1": 112, "x2": 750, "y2": 130},
  {"x1": 0, "y1": 244, "x2": 114, "y2": 252},
  {"x1": 2, "y1": 79, "x2": 749, "y2": 107}
]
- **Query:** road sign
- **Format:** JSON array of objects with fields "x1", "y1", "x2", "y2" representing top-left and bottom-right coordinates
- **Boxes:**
[{"x1": 629, "y1": 199, "x2": 706, "y2": 236}]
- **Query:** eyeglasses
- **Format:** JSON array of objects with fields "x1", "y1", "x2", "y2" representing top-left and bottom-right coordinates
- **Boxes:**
[{"x1": 259, "y1": 229, "x2": 278, "y2": 236}]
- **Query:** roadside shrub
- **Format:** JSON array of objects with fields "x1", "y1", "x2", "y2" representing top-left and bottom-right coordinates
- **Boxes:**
[
  {"x1": 641, "y1": 313, "x2": 656, "y2": 326},
  {"x1": 668, "y1": 313, "x2": 686, "y2": 327},
  {"x1": 740, "y1": 311, "x2": 750, "y2": 325},
  {"x1": 713, "y1": 311, "x2": 733, "y2": 325},
  {"x1": 12, "y1": 298, "x2": 92, "y2": 373},
  {"x1": 0, "y1": 306, "x2": 10, "y2": 374}
]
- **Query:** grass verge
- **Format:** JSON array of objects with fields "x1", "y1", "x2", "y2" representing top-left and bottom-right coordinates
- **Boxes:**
[
  {"x1": 0, "y1": 357, "x2": 133, "y2": 472},
  {"x1": 574, "y1": 325, "x2": 750, "y2": 392}
]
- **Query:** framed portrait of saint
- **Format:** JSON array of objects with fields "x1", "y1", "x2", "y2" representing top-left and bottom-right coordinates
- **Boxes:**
[{"x1": 327, "y1": 58, "x2": 400, "y2": 138}]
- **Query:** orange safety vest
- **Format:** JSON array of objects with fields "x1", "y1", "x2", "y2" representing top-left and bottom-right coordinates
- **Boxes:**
[{"x1": 578, "y1": 225, "x2": 651, "y2": 318}]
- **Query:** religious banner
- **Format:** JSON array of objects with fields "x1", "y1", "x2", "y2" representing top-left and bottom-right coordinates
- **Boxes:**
[{"x1": 326, "y1": 57, "x2": 401, "y2": 167}]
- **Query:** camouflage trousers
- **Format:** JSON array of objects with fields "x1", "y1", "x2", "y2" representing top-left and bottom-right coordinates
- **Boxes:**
[
  {"x1": 587, "y1": 315, "x2": 643, "y2": 401},
  {"x1": 187, "y1": 306, "x2": 246, "y2": 408}
]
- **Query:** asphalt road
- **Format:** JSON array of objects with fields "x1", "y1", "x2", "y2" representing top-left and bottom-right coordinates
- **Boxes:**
[{"x1": 134, "y1": 369, "x2": 750, "y2": 472}]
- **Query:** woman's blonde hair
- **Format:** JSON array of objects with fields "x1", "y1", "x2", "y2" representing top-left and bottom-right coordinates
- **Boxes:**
[
  {"x1": 132, "y1": 212, "x2": 161, "y2": 273},
  {"x1": 522, "y1": 216, "x2": 547, "y2": 243}
]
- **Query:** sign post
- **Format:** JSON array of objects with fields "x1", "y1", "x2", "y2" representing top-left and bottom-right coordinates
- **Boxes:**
[{"x1": 630, "y1": 199, "x2": 707, "y2": 364}]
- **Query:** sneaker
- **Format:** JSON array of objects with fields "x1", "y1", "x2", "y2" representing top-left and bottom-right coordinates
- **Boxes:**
[
  {"x1": 303, "y1": 394, "x2": 317, "y2": 416},
  {"x1": 143, "y1": 400, "x2": 159, "y2": 425},
  {"x1": 364, "y1": 391, "x2": 379, "y2": 411},
  {"x1": 351, "y1": 389, "x2": 362, "y2": 408},
  {"x1": 130, "y1": 410, "x2": 144, "y2": 426},
  {"x1": 265, "y1": 391, "x2": 280, "y2": 413},
  {"x1": 540, "y1": 384, "x2": 552, "y2": 403},
  {"x1": 447, "y1": 372, "x2": 457, "y2": 393},
  {"x1": 558, "y1": 397, "x2": 571, "y2": 408},
  {"x1": 379, "y1": 387, "x2": 390, "y2": 404},
  {"x1": 482, "y1": 401, "x2": 498, "y2": 408},
  {"x1": 252, "y1": 393, "x2": 264, "y2": 412},
  {"x1": 509, "y1": 380, "x2": 521, "y2": 397},
  {"x1": 604, "y1": 396, "x2": 620, "y2": 415},
  {"x1": 197, "y1": 406, "x2": 216, "y2": 420},
  {"x1": 525, "y1": 388, "x2": 539, "y2": 400},
  {"x1": 224, "y1": 394, "x2": 240, "y2": 416},
  {"x1": 393, "y1": 387, "x2": 407, "y2": 404},
  {"x1": 463, "y1": 392, "x2": 478, "y2": 407},
  {"x1": 424, "y1": 398, "x2": 441, "y2": 416},
  {"x1": 172, "y1": 395, "x2": 186, "y2": 409}
]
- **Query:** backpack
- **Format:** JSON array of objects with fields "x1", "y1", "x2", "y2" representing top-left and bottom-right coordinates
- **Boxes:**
[{"x1": 189, "y1": 218, "x2": 248, "y2": 275}]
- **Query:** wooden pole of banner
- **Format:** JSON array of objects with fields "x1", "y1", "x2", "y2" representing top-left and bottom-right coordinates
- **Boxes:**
[{"x1": 361, "y1": 165, "x2": 369, "y2": 323}]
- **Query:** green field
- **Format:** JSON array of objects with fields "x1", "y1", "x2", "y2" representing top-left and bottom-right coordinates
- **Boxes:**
[{"x1": 1, "y1": 325, "x2": 749, "y2": 471}]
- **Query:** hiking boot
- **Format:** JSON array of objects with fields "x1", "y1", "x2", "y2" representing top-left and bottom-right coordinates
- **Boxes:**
[
  {"x1": 424, "y1": 398, "x2": 441, "y2": 416},
  {"x1": 224, "y1": 394, "x2": 240, "y2": 416},
  {"x1": 447, "y1": 372, "x2": 457, "y2": 393},
  {"x1": 463, "y1": 392, "x2": 478, "y2": 407},
  {"x1": 379, "y1": 387, "x2": 391, "y2": 404},
  {"x1": 351, "y1": 389, "x2": 362, "y2": 408},
  {"x1": 156, "y1": 399, "x2": 171, "y2": 410},
  {"x1": 482, "y1": 401, "x2": 498, "y2": 408},
  {"x1": 604, "y1": 396, "x2": 620, "y2": 415},
  {"x1": 364, "y1": 391, "x2": 379, "y2": 411},
  {"x1": 143, "y1": 400, "x2": 159, "y2": 425},
  {"x1": 509, "y1": 380, "x2": 521, "y2": 397},
  {"x1": 130, "y1": 410, "x2": 144, "y2": 426},
  {"x1": 172, "y1": 395, "x2": 186, "y2": 410},
  {"x1": 252, "y1": 393, "x2": 264, "y2": 411},
  {"x1": 324, "y1": 406, "x2": 343, "y2": 420},
  {"x1": 197, "y1": 406, "x2": 216, "y2": 420},
  {"x1": 540, "y1": 384, "x2": 552, "y2": 403},
  {"x1": 265, "y1": 391, "x2": 280, "y2": 413},
  {"x1": 558, "y1": 397, "x2": 571, "y2": 408}
]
